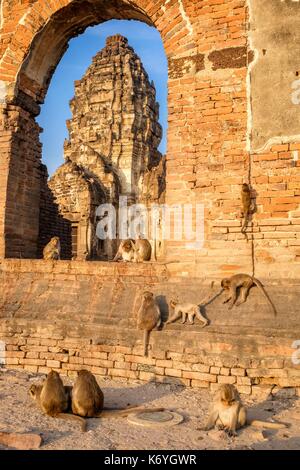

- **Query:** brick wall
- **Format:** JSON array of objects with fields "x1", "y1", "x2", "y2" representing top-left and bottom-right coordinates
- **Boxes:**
[
  {"x1": 0, "y1": 259, "x2": 300, "y2": 396},
  {"x1": 0, "y1": 0, "x2": 299, "y2": 278},
  {"x1": 3, "y1": 332, "x2": 300, "y2": 397},
  {"x1": 38, "y1": 163, "x2": 72, "y2": 259},
  {"x1": 1, "y1": 1, "x2": 300, "y2": 394}
]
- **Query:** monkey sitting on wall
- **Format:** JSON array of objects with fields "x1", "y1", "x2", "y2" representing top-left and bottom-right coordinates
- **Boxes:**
[
  {"x1": 166, "y1": 300, "x2": 208, "y2": 327},
  {"x1": 203, "y1": 384, "x2": 286, "y2": 436},
  {"x1": 113, "y1": 239, "x2": 135, "y2": 262},
  {"x1": 113, "y1": 238, "x2": 152, "y2": 262},
  {"x1": 221, "y1": 273, "x2": 277, "y2": 316},
  {"x1": 137, "y1": 291, "x2": 162, "y2": 356},
  {"x1": 133, "y1": 237, "x2": 152, "y2": 262},
  {"x1": 43, "y1": 236, "x2": 61, "y2": 260},
  {"x1": 71, "y1": 369, "x2": 163, "y2": 418},
  {"x1": 29, "y1": 370, "x2": 86, "y2": 431}
]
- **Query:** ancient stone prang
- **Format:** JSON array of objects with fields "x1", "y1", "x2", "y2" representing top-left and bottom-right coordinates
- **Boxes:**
[{"x1": 40, "y1": 34, "x2": 165, "y2": 260}]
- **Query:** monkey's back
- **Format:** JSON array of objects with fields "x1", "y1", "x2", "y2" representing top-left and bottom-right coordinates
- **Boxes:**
[
  {"x1": 72, "y1": 371, "x2": 104, "y2": 417},
  {"x1": 40, "y1": 376, "x2": 69, "y2": 416},
  {"x1": 137, "y1": 300, "x2": 160, "y2": 331},
  {"x1": 135, "y1": 239, "x2": 152, "y2": 261}
]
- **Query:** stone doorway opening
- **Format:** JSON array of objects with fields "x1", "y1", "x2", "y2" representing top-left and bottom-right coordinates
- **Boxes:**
[
  {"x1": 2, "y1": 0, "x2": 191, "y2": 260},
  {"x1": 37, "y1": 22, "x2": 167, "y2": 261}
]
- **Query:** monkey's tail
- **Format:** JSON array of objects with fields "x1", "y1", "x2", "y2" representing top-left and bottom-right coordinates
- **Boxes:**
[
  {"x1": 241, "y1": 222, "x2": 249, "y2": 242},
  {"x1": 253, "y1": 278, "x2": 277, "y2": 316},
  {"x1": 247, "y1": 419, "x2": 287, "y2": 430},
  {"x1": 57, "y1": 413, "x2": 87, "y2": 432},
  {"x1": 143, "y1": 330, "x2": 150, "y2": 356},
  {"x1": 96, "y1": 407, "x2": 165, "y2": 418}
]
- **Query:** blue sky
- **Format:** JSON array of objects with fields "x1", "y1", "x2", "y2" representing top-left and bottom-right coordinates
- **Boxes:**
[{"x1": 37, "y1": 20, "x2": 168, "y2": 176}]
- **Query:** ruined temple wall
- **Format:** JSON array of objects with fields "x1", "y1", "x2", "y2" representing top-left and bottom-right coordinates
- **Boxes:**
[
  {"x1": 163, "y1": 0, "x2": 300, "y2": 275},
  {"x1": 64, "y1": 34, "x2": 162, "y2": 198},
  {"x1": 38, "y1": 164, "x2": 72, "y2": 259},
  {"x1": 0, "y1": 260, "x2": 300, "y2": 396},
  {"x1": 1, "y1": 0, "x2": 300, "y2": 273}
]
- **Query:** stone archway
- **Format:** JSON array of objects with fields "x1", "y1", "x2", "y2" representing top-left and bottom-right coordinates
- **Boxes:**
[{"x1": 0, "y1": 0, "x2": 198, "y2": 259}]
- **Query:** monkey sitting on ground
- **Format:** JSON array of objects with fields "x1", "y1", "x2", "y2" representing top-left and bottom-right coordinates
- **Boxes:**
[
  {"x1": 241, "y1": 183, "x2": 254, "y2": 241},
  {"x1": 221, "y1": 273, "x2": 277, "y2": 316},
  {"x1": 166, "y1": 300, "x2": 208, "y2": 327},
  {"x1": 203, "y1": 384, "x2": 286, "y2": 436},
  {"x1": 137, "y1": 291, "x2": 162, "y2": 356},
  {"x1": 29, "y1": 370, "x2": 86, "y2": 431},
  {"x1": 71, "y1": 369, "x2": 163, "y2": 418},
  {"x1": 43, "y1": 236, "x2": 61, "y2": 260}
]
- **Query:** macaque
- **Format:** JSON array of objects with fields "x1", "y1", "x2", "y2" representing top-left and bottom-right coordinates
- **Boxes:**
[
  {"x1": 203, "y1": 384, "x2": 286, "y2": 436},
  {"x1": 43, "y1": 237, "x2": 61, "y2": 260},
  {"x1": 30, "y1": 370, "x2": 163, "y2": 431},
  {"x1": 221, "y1": 273, "x2": 277, "y2": 316},
  {"x1": 241, "y1": 183, "x2": 253, "y2": 241},
  {"x1": 71, "y1": 370, "x2": 163, "y2": 417},
  {"x1": 166, "y1": 300, "x2": 208, "y2": 327},
  {"x1": 29, "y1": 371, "x2": 86, "y2": 431},
  {"x1": 137, "y1": 291, "x2": 161, "y2": 356},
  {"x1": 113, "y1": 239, "x2": 135, "y2": 262},
  {"x1": 134, "y1": 238, "x2": 152, "y2": 262},
  {"x1": 113, "y1": 238, "x2": 152, "y2": 262}
]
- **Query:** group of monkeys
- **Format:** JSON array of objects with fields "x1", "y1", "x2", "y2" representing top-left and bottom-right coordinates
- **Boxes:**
[
  {"x1": 43, "y1": 182, "x2": 254, "y2": 261},
  {"x1": 138, "y1": 273, "x2": 277, "y2": 357},
  {"x1": 30, "y1": 369, "x2": 163, "y2": 432},
  {"x1": 42, "y1": 236, "x2": 152, "y2": 262},
  {"x1": 43, "y1": 234, "x2": 277, "y2": 357},
  {"x1": 37, "y1": 184, "x2": 283, "y2": 438},
  {"x1": 30, "y1": 370, "x2": 286, "y2": 436}
]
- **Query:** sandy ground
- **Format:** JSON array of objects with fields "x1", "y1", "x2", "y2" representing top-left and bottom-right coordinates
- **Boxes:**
[{"x1": 0, "y1": 368, "x2": 299, "y2": 450}]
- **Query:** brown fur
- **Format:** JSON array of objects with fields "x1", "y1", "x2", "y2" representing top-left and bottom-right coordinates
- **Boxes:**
[
  {"x1": 29, "y1": 371, "x2": 86, "y2": 431},
  {"x1": 113, "y1": 238, "x2": 152, "y2": 262},
  {"x1": 43, "y1": 237, "x2": 61, "y2": 260},
  {"x1": 166, "y1": 300, "x2": 208, "y2": 327},
  {"x1": 71, "y1": 370, "x2": 164, "y2": 417},
  {"x1": 137, "y1": 291, "x2": 161, "y2": 356},
  {"x1": 71, "y1": 369, "x2": 104, "y2": 417},
  {"x1": 113, "y1": 239, "x2": 135, "y2": 262},
  {"x1": 241, "y1": 183, "x2": 252, "y2": 241},
  {"x1": 134, "y1": 238, "x2": 152, "y2": 262},
  {"x1": 203, "y1": 384, "x2": 286, "y2": 435},
  {"x1": 221, "y1": 273, "x2": 277, "y2": 316}
]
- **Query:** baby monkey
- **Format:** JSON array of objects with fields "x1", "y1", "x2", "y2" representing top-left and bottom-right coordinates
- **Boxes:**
[
  {"x1": 166, "y1": 300, "x2": 208, "y2": 327},
  {"x1": 221, "y1": 273, "x2": 277, "y2": 316},
  {"x1": 203, "y1": 384, "x2": 286, "y2": 436}
]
